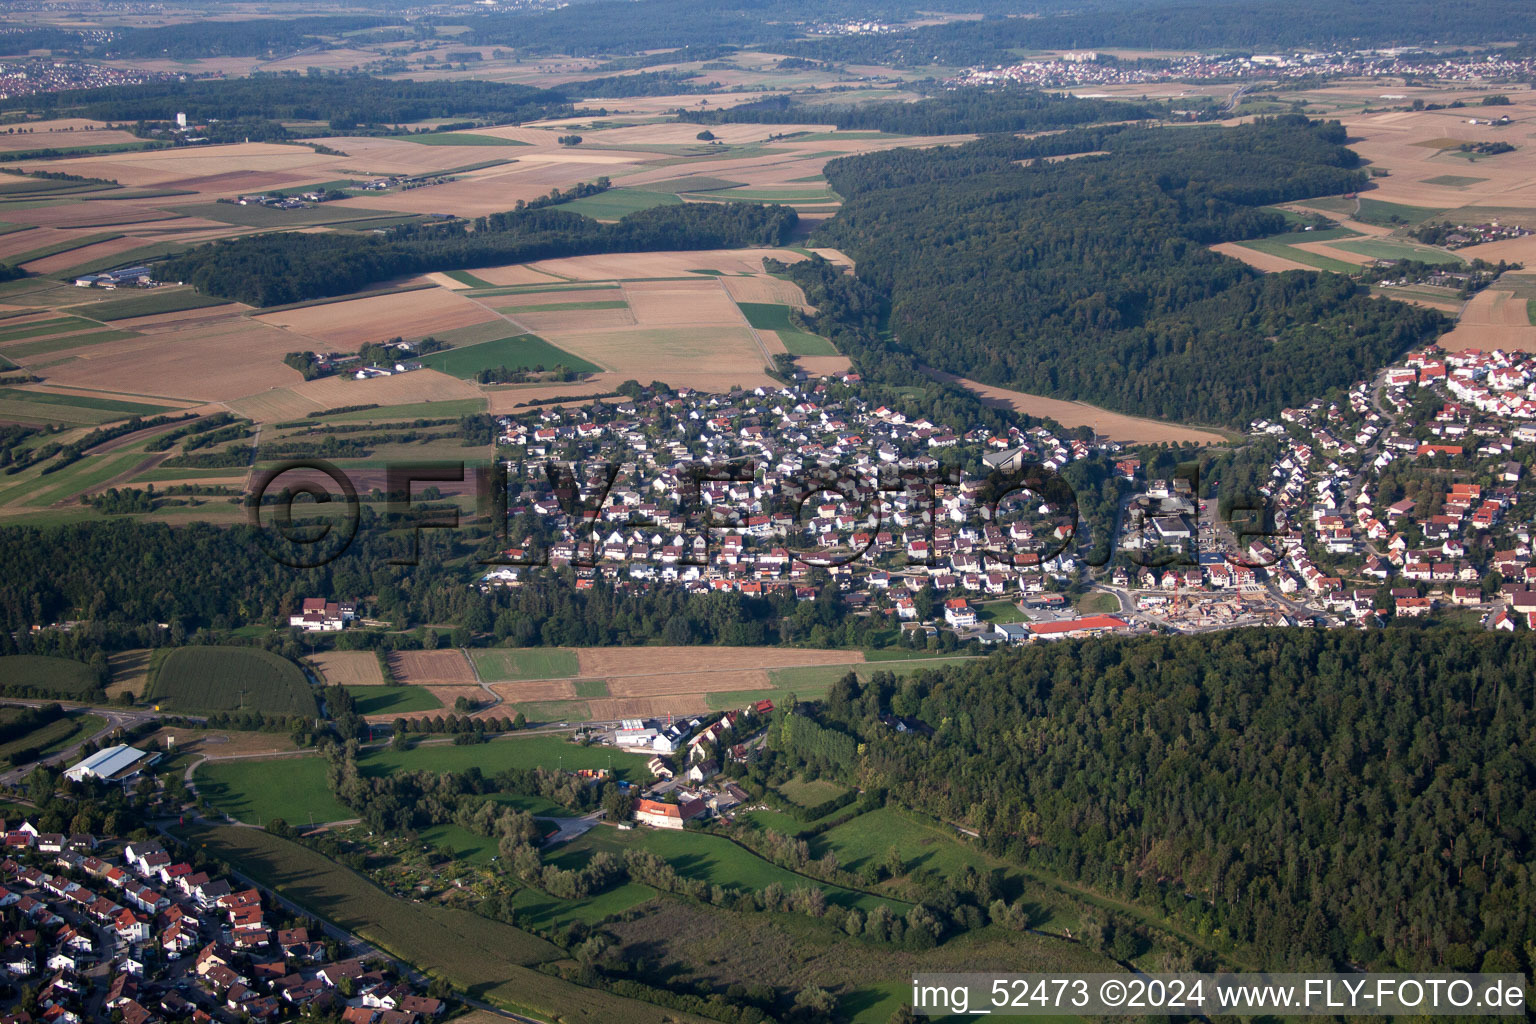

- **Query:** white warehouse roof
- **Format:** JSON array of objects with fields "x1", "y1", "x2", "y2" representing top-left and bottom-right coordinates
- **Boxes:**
[{"x1": 64, "y1": 744, "x2": 150, "y2": 782}]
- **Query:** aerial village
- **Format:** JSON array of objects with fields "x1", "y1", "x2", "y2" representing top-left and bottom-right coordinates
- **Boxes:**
[{"x1": 479, "y1": 345, "x2": 1536, "y2": 636}]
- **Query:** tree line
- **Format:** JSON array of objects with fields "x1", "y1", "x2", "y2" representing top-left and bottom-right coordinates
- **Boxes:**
[
  {"x1": 164, "y1": 202, "x2": 798, "y2": 306},
  {"x1": 682, "y1": 87, "x2": 1173, "y2": 137}
]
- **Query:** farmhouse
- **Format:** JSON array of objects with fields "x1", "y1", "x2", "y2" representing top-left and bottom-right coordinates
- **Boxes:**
[
  {"x1": 633, "y1": 797, "x2": 706, "y2": 829},
  {"x1": 288, "y1": 599, "x2": 356, "y2": 632},
  {"x1": 63, "y1": 745, "x2": 157, "y2": 784}
]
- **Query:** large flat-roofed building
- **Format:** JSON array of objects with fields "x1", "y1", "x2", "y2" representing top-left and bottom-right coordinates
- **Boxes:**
[{"x1": 64, "y1": 745, "x2": 156, "y2": 783}]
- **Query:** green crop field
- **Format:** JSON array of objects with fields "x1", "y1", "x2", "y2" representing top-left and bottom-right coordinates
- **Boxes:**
[
  {"x1": 0, "y1": 386, "x2": 171, "y2": 417},
  {"x1": 417, "y1": 334, "x2": 598, "y2": 377},
  {"x1": 8, "y1": 231, "x2": 124, "y2": 267},
  {"x1": 2, "y1": 329, "x2": 138, "y2": 361},
  {"x1": 701, "y1": 657, "x2": 977, "y2": 710},
  {"x1": 735, "y1": 302, "x2": 838, "y2": 355},
  {"x1": 168, "y1": 825, "x2": 680, "y2": 1022},
  {"x1": 444, "y1": 270, "x2": 495, "y2": 288},
  {"x1": 0, "y1": 655, "x2": 101, "y2": 698},
  {"x1": 1331, "y1": 238, "x2": 1463, "y2": 265},
  {"x1": 1229, "y1": 238, "x2": 1360, "y2": 274},
  {"x1": 0, "y1": 714, "x2": 99, "y2": 764},
  {"x1": 735, "y1": 302, "x2": 800, "y2": 332},
  {"x1": 345, "y1": 685, "x2": 443, "y2": 715},
  {"x1": 0, "y1": 316, "x2": 101, "y2": 343},
  {"x1": 470, "y1": 648, "x2": 578, "y2": 681},
  {"x1": 1422, "y1": 175, "x2": 1488, "y2": 188},
  {"x1": 148, "y1": 646, "x2": 316, "y2": 715},
  {"x1": 74, "y1": 289, "x2": 229, "y2": 320},
  {"x1": 560, "y1": 188, "x2": 681, "y2": 221}
]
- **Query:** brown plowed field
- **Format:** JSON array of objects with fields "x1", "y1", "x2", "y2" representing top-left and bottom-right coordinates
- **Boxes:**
[
  {"x1": 312, "y1": 651, "x2": 385, "y2": 686},
  {"x1": 388, "y1": 649, "x2": 476, "y2": 684}
]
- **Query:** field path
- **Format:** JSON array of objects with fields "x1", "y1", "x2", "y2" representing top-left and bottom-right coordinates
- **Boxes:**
[
  {"x1": 462, "y1": 646, "x2": 503, "y2": 710},
  {"x1": 457, "y1": 292, "x2": 590, "y2": 364},
  {"x1": 717, "y1": 277, "x2": 778, "y2": 371}
]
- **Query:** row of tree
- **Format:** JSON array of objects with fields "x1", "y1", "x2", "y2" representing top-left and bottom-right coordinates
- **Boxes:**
[{"x1": 165, "y1": 202, "x2": 797, "y2": 306}]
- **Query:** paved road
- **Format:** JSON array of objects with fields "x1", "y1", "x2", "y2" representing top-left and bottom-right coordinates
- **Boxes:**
[
  {"x1": 538, "y1": 809, "x2": 604, "y2": 846},
  {"x1": 0, "y1": 700, "x2": 163, "y2": 786}
]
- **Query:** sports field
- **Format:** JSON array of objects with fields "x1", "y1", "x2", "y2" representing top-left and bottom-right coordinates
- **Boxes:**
[
  {"x1": 148, "y1": 646, "x2": 316, "y2": 715},
  {"x1": 470, "y1": 648, "x2": 579, "y2": 680}
]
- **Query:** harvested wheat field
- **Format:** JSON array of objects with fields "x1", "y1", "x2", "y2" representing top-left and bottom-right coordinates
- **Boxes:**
[
  {"x1": 38, "y1": 319, "x2": 305, "y2": 401},
  {"x1": 285, "y1": 368, "x2": 483, "y2": 410},
  {"x1": 388, "y1": 649, "x2": 476, "y2": 685},
  {"x1": 16, "y1": 142, "x2": 349, "y2": 189},
  {"x1": 1439, "y1": 288, "x2": 1536, "y2": 352},
  {"x1": 925, "y1": 366, "x2": 1229, "y2": 445},
  {"x1": 109, "y1": 304, "x2": 249, "y2": 330},
  {"x1": 721, "y1": 275, "x2": 812, "y2": 306},
  {"x1": 0, "y1": 228, "x2": 71, "y2": 260},
  {"x1": 0, "y1": 120, "x2": 137, "y2": 149},
  {"x1": 484, "y1": 376, "x2": 630, "y2": 413},
  {"x1": 312, "y1": 651, "x2": 385, "y2": 686},
  {"x1": 455, "y1": 264, "x2": 568, "y2": 287},
  {"x1": 487, "y1": 679, "x2": 579, "y2": 703},
  {"x1": 256, "y1": 288, "x2": 498, "y2": 347},
  {"x1": 520, "y1": 248, "x2": 815, "y2": 281},
  {"x1": 575, "y1": 646, "x2": 864, "y2": 677},
  {"x1": 607, "y1": 669, "x2": 772, "y2": 698},
  {"x1": 340, "y1": 157, "x2": 646, "y2": 218},
  {"x1": 21, "y1": 236, "x2": 152, "y2": 274},
  {"x1": 537, "y1": 326, "x2": 768, "y2": 381},
  {"x1": 1211, "y1": 242, "x2": 1315, "y2": 273},
  {"x1": 587, "y1": 695, "x2": 711, "y2": 719},
  {"x1": 796, "y1": 355, "x2": 855, "y2": 377},
  {"x1": 226, "y1": 388, "x2": 326, "y2": 423},
  {"x1": 623, "y1": 279, "x2": 742, "y2": 326}
]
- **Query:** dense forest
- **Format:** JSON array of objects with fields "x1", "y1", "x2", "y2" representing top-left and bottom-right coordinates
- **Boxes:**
[
  {"x1": 164, "y1": 202, "x2": 797, "y2": 306},
  {"x1": 0, "y1": 517, "x2": 891, "y2": 658},
  {"x1": 681, "y1": 88, "x2": 1173, "y2": 136},
  {"x1": 781, "y1": 628, "x2": 1536, "y2": 974},
  {"x1": 816, "y1": 116, "x2": 1446, "y2": 425},
  {"x1": 27, "y1": 76, "x2": 573, "y2": 131}
]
